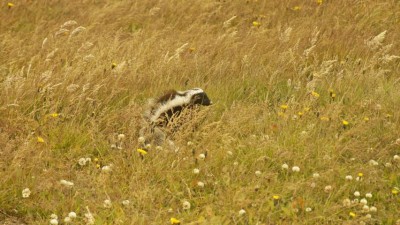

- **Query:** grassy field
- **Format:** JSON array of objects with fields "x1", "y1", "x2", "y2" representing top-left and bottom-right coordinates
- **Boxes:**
[{"x1": 1, "y1": 0, "x2": 400, "y2": 224}]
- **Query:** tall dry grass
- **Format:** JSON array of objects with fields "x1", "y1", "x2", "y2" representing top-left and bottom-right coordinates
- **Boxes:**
[{"x1": 1, "y1": 0, "x2": 400, "y2": 224}]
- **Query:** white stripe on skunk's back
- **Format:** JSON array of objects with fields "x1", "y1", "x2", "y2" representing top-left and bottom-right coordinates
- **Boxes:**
[{"x1": 149, "y1": 88, "x2": 205, "y2": 123}]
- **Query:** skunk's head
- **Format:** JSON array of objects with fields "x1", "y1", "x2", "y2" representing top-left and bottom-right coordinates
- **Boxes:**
[
  {"x1": 186, "y1": 88, "x2": 212, "y2": 106},
  {"x1": 149, "y1": 88, "x2": 212, "y2": 124}
]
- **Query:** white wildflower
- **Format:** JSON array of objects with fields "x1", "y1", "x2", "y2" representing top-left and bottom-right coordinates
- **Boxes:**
[
  {"x1": 394, "y1": 155, "x2": 400, "y2": 161},
  {"x1": 365, "y1": 193, "x2": 372, "y2": 198},
  {"x1": 50, "y1": 219, "x2": 58, "y2": 225},
  {"x1": 103, "y1": 199, "x2": 112, "y2": 208},
  {"x1": 50, "y1": 214, "x2": 58, "y2": 220},
  {"x1": 197, "y1": 181, "x2": 205, "y2": 188},
  {"x1": 342, "y1": 198, "x2": 351, "y2": 207},
  {"x1": 64, "y1": 217, "x2": 71, "y2": 223},
  {"x1": 255, "y1": 171, "x2": 262, "y2": 176},
  {"x1": 368, "y1": 160, "x2": 379, "y2": 166},
  {"x1": 360, "y1": 198, "x2": 368, "y2": 205},
  {"x1": 354, "y1": 191, "x2": 361, "y2": 197},
  {"x1": 238, "y1": 209, "x2": 246, "y2": 216},
  {"x1": 369, "y1": 206, "x2": 377, "y2": 212},
  {"x1": 324, "y1": 185, "x2": 332, "y2": 193},
  {"x1": 101, "y1": 165, "x2": 112, "y2": 173},
  {"x1": 312, "y1": 173, "x2": 320, "y2": 178},
  {"x1": 305, "y1": 207, "x2": 312, "y2": 212},
  {"x1": 22, "y1": 188, "x2": 31, "y2": 198},
  {"x1": 292, "y1": 166, "x2": 300, "y2": 172},
  {"x1": 122, "y1": 200, "x2": 130, "y2": 206},
  {"x1": 198, "y1": 153, "x2": 206, "y2": 160},
  {"x1": 362, "y1": 205, "x2": 370, "y2": 212},
  {"x1": 68, "y1": 212, "x2": 77, "y2": 219},
  {"x1": 78, "y1": 158, "x2": 87, "y2": 166},
  {"x1": 281, "y1": 163, "x2": 289, "y2": 170},
  {"x1": 118, "y1": 134, "x2": 125, "y2": 140},
  {"x1": 345, "y1": 175, "x2": 353, "y2": 181},
  {"x1": 193, "y1": 168, "x2": 200, "y2": 174},
  {"x1": 182, "y1": 200, "x2": 191, "y2": 210}
]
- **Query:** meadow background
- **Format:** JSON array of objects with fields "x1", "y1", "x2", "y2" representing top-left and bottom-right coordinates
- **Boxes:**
[{"x1": 1, "y1": 0, "x2": 400, "y2": 224}]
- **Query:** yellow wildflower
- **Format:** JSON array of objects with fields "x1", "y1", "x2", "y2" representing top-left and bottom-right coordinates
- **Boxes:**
[
  {"x1": 349, "y1": 212, "x2": 356, "y2": 218},
  {"x1": 170, "y1": 218, "x2": 180, "y2": 224},
  {"x1": 111, "y1": 62, "x2": 117, "y2": 69},
  {"x1": 342, "y1": 120, "x2": 349, "y2": 126},
  {"x1": 316, "y1": 0, "x2": 323, "y2": 5},
  {"x1": 7, "y1": 3, "x2": 15, "y2": 8},
  {"x1": 280, "y1": 104, "x2": 288, "y2": 110},
  {"x1": 329, "y1": 89, "x2": 336, "y2": 100},
  {"x1": 37, "y1": 137, "x2": 45, "y2": 143},
  {"x1": 273, "y1": 195, "x2": 280, "y2": 200},
  {"x1": 49, "y1": 113, "x2": 59, "y2": 118},
  {"x1": 252, "y1": 21, "x2": 261, "y2": 27},
  {"x1": 392, "y1": 188, "x2": 399, "y2": 195},
  {"x1": 96, "y1": 164, "x2": 100, "y2": 169},
  {"x1": 311, "y1": 91, "x2": 320, "y2": 98},
  {"x1": 94, "y1": 158, "x2": 99, "y2": 162},
  {"x1": 292, "y1": 6, "x2": 301, "y2": 11},
  {"x1": 298, "y1": 112, "x2": 304, "y2": 117},
  {"x1": 358, "y1": 172, "x2": 363, "y2": 177},
  {"x1": 137, "y1": 148, "x2": 148, "y2": 155},
  {"x1": 363, "y1": 117, "x2": 369, "y2": 122}
]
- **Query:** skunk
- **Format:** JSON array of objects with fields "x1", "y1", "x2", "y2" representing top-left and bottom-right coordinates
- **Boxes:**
[{"x1": 140, "y1": 88, "x2": 212, "y2": 146}]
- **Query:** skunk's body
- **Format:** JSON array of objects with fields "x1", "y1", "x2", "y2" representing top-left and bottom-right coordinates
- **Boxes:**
[
  {"x1": 140, "y1": 88, "x2": 212, "y2": 146},
  {"x1": 149, "y1": 88, "x2": 212, "y2": 126}
]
